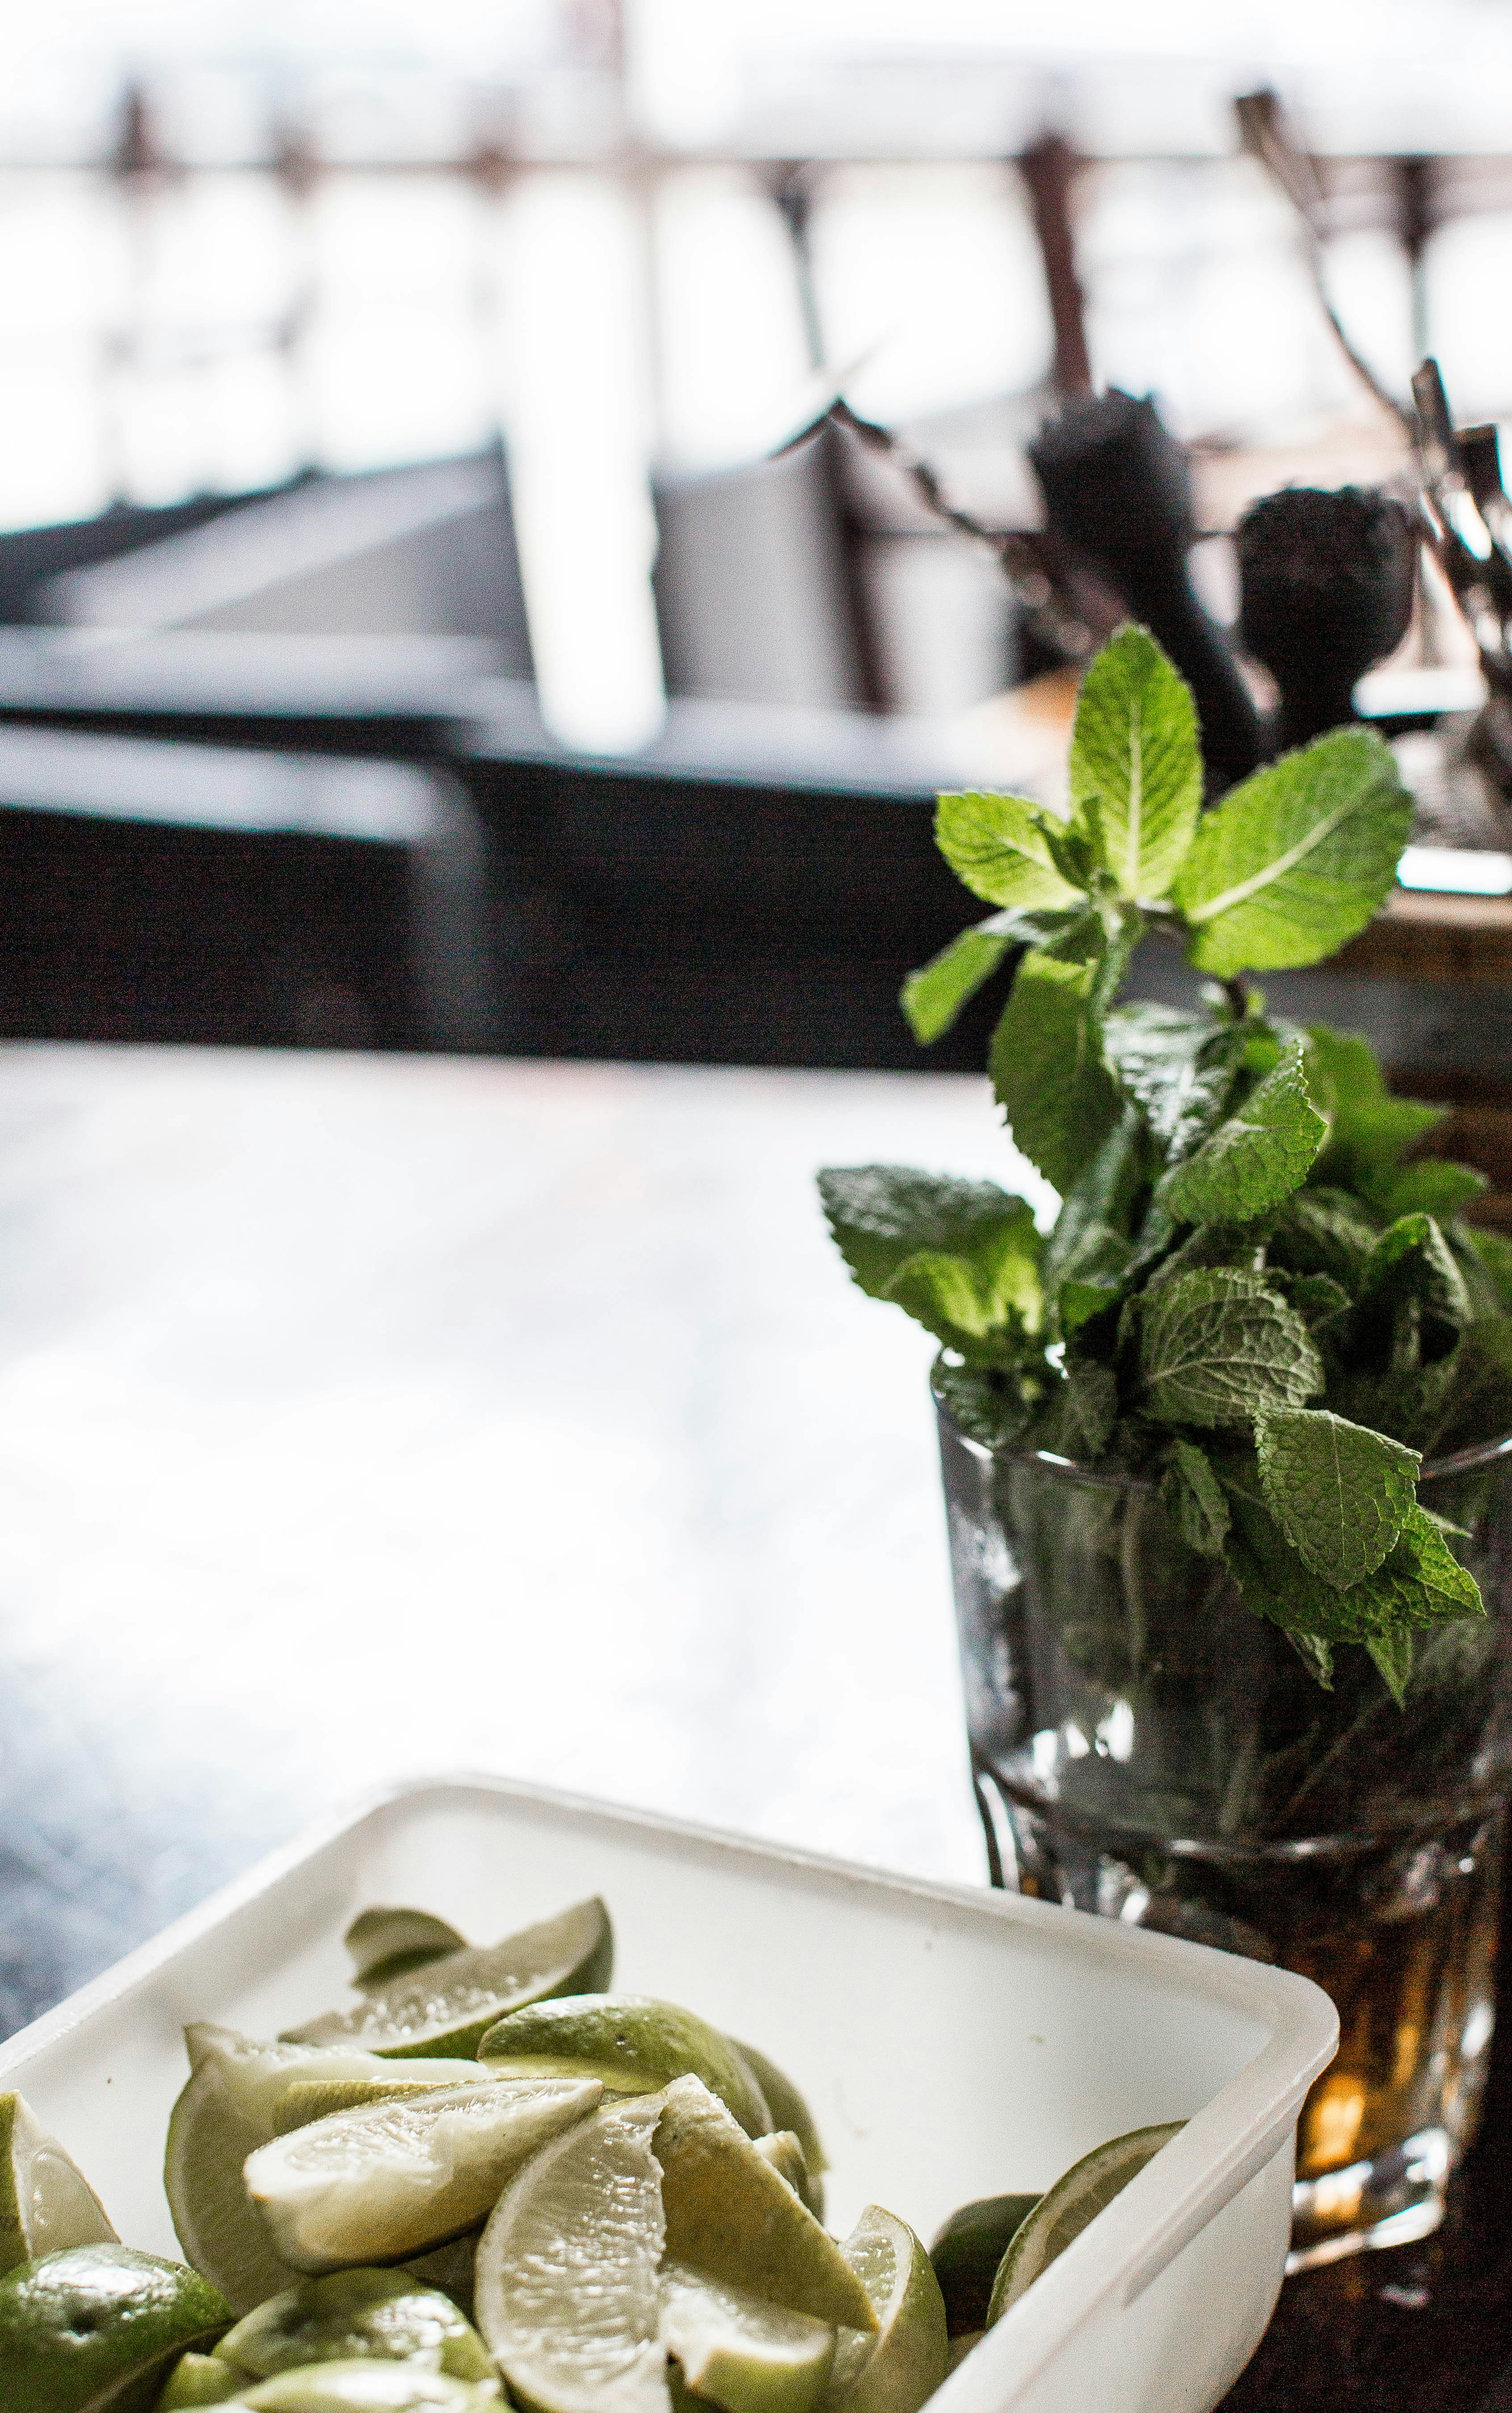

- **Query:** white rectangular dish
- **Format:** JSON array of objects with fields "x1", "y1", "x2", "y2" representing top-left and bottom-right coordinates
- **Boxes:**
[{"x1": 0, "y1": 1776, "x2": 1336, "y2": 2413}]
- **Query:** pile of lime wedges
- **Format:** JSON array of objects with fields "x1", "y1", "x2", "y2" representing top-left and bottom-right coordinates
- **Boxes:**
[{"x1": 0, "y1": 1892, "x2": 1181, "y2": 2410}]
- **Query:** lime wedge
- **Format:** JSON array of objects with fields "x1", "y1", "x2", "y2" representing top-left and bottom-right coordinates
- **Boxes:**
[
  {"x1": 750, "y1": 2134, "x2": 821, "y2": 2221},
  {"x1": 727, "y1": 2048, "x2": 827, "y2": 2181},
  {"x1": 345, "y1": 1913, "x2": 470, "y2": 1992},
  {"x1": 658, "y1": 2258, "x2": 834, "y2": 2413},
  {"x1": 474, "y1": 2094, "x2": 670, "y2": 2413},
  {"x1": 165, "y1": 2030, "x2": 481, "y2": 2313},
  {"x1": 163, "y1": 2352, "x2": 246, "y2": 2405},
  {"x1": 216, "y1": 2270, "x2": 494, "y2": 2383},
  {"x1": 0, "y1": 2243, "x2": 231, "y2": 2412},
  {"x1": 0, "y1": 2091, "x2": 117, "y2": 2276},
  {"x1": 233, "y1": 2367, "x2": 500, "y2": 2410},
  {"x1": 244, "y1": 2079, "x2": 602, "y2": 2273},
  {"x1": 285, "y1": 1901, "x2": 612, "y2": 2061},
  {"x1": 655, "y1": 2078, "x2": 874, "y2": 2333},
  {"x1": 478, "y1": 1997, "x2": 770, "y2": 2138},
  {"x1": 273, "y1": 2081, "x2": 471, "y2": 2140},
  {"x1": 985, "y1": 2123, "x2": 1185, "y2": 2322},
  {"x1": 825, "y1": 2208, "x2": 946, "y2": 2413},
  {"x1": 927, "y1": 2196, "x2": 1040, "y2": 2337}
]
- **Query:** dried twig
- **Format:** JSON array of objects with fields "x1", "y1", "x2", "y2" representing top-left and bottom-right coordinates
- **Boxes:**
[
  {"x1": 775, "y1": 393, "x2": 1120, "y2": 661},
  {"x1": 1234, "y1": 91, "x2": 1414, "y2": 437}
]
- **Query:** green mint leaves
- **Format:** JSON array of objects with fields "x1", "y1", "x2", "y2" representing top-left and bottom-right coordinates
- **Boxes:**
[
  {"x1": 934, "y1": 790, "x2": 1084, "y2": 910},
  {"x1": 988, "y1": 947, "x2": 1125, "y2": 1193},
  {"x1": 1140, "y1": 1268, "x2": 1323, "y2": 1427},
  {"x1": 1068, "y1": 625, "x2": 1202, "y2": 900},
  {"x1": 1174, "y1": 725, "x2": 1412, "y2": 974},
  {"x1": 820, "y1": 626, "x2": 1502, "y2": 1700},
  {"x1": 1159, "y1": 1038, "x2": 1327, "y2": 1225},
  {"x1": 818, "y1": 1167, "x2": 1043, "y2": 1368},
  {"x1": 1254, "y1": 1408, "x2": 1419, "y2": 1586}
]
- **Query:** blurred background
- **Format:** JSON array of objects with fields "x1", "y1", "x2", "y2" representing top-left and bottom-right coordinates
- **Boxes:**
[{"x1": 0, "y1": 0, "x2": 1509, "y2": 1113}]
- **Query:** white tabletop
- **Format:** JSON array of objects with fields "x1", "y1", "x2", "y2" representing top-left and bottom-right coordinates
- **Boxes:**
[{"x1": 0, "y1": 1045, "x2": 1060, "y2": 2032}]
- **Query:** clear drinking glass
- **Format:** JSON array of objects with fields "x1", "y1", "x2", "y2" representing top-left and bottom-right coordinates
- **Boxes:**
[{"x1": 938, "y1": 1393, "x2": 1512, "y2": 2268}]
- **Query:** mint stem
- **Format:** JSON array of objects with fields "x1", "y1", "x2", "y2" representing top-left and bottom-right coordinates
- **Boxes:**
[{"x1": 1222, "y1": 975, "x2": 1251, "y2": 1021}]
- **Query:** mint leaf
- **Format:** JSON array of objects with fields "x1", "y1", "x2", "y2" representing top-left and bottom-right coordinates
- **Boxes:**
[
  {"x1": 1365, "y1": 1625, "x2": 1413, "y2": 1705},
  {"x1": 1270, "y1": 1185, "x2": 1382, "y2": 1285},
  {"x1": 1060, "y1": 1359, "x2": 1118, "y2": 1458},
  {"x1": 1067, "y1": 624, "x2": 1202, "y2": 900},
  {"x1": 1103, "y1": 1003, "x2": 1247, "y2": 1162},
  {"x1": 817, "y1": 1168, "x2": 1039, "y2": 1298},
  {"x1": 1140, "y1": 1268, "x2": 1323, "y2": 1427},
  {"x1": 884, "y1": 1226, "x2": 1043, "y2": 1363},
  {"x1": 1159, "y1": 1038, "x2": 1326, "y2": 1225},
  {"x1": 1160, "y1": 1437, "x2": 1230, "y2": 1555},
  {"x1": 1174, "y1": 726, "x2": 1412, "y2": 974},
  {"x1": 1306, "y1": 1026, "x2": 1447, "y2": 1200},
  {"x1": 1379, "y1": 1159, "x2": 1489, "y2": 1222},
  {"x1": 1422, "y1": 1317, "x2": 1512, "y2": 1457},
  {"x1": 901, "y1": 903, "x2": 1095, "y2": 1044},
  {"x1": 1221, "y1": 1464, "x2": 1369, "y2": 1639},
  {"x1": 1254, "y1": 1407, "x2": 1420, "y2": 1588},
  {"x1": 1360, "y1": 1213, "x2": 1473, "y2": 1334},
  {"x1": 988, "y1": 948, "x2": 1123, "y2": 1194},
  {"x1": 934, "y1": 791, "x2": 1085, "y2": 910},
  {"x1": 931, "y1": 1358, "x2": 1034, "y2": 1452},
  {"x1": 1373, "y1": 1502, "x2": 1484, "y2": 1627}
]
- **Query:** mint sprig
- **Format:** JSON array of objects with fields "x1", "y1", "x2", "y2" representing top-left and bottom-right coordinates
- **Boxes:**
[{"x1": 819, "y1": 624, "x2": 1507, "y2": 1695}]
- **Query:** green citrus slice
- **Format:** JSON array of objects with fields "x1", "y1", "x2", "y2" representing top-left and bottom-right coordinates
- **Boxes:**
[
  {"x1": 0, "y1": 2243, "x2": 231, "y2": 2411},
  {"x1": 166, "y1": 2030, "x2": 481, "y2": 2313},
  {"x1": 478, "y1": 1997, "x2": 770, "y2": 2138},
  {"x1": 658, "y1": 2258, "x2": 834, "y2": 2413},
  {"x1": 344, "y1": 1914, "x2": 470, "y2": 1992},
  {"x1": 654, "y1": 2078, "x2": 874, "y2": 2333},
  {"x1": 285, "y1": 1900, "x2": 612, "y2": 2061},
  {"x1": 474, "y1": 2094, "x2": 670, "y2": 2413},
  {"x1": 825, "y1": 2208, "x2": 946, "y2": 2413},
  {"x1": 0, "y1": 2091, "x2": 117, "y2": 2276},
  {"x1": 215, "y1": 2270, "x2": 493, "y2": 2383},
  {"x1": 985, "y1": 2123, "x2": 1185, "y2": 2323},
  {"x1": 750, "y1": 2134, "x2": 821, "y2": 2220},
  {"x1": 927, "y1": 2196, "x2": 1040, "y2": 2337},
  {"x1": 243, "y1": 2080, "x2": 602, "y2": 2273},
  {"x1": 162, "y1": 2353, "x2": 245, "y2": 2405},
  {"x1": 727, "y1": 2048, "x2": 827, "y2": 2181},
  {"x1": 232, "y1": 2367, "x2": 500, "y2": 2410},
  {"x1": 273, "y1": 2081, "x2": 476, "y2": 2140}
]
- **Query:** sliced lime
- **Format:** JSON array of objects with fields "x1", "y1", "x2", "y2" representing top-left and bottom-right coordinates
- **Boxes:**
[
  {"x1": 727, "y1": 2048, "x2": 827, "y2": 2180},
  {"x1": 244, "y1": 2079, "x2": 601, "y2": 2273},
  {"x1": 216, "y1": 2270, "x2": 493, "y2": 2383},
  {"x1": 750, "y1": 2134, "x2": 821, "y2": 2221},
  {"x1": 927, "y1": 2195, "x2": 1040, "y2": 2337},
  {"x1": 474, "y1": 2094, "x2": 670, "y2": 2413},
  {"x1": 344, "y1": 1913, "x2": 470, "y2": 1993},
  {"x1": 0, "y1": 2243, "x2": 230, "y2": 2412},
  {"x1": 165, "y1": 2030, "x2": 480, "y2": 2313},
  {"x1": 285, "y1": 1901, "x2": 612, "y2": 2061},
  {"x1": 0, "y1": 2090, "x2": 117, "y2": 2277},
  {"x1": 655, "y1": 2078, "x2": 874, "y2": 2333},
  {"x1": 162, "y1": 2352, "x2": 245, "y2": 2405},
  {"x1": 825, "y1": 2207, "x2": 945, "y2": 2413},
  {"x1": 478, "y1": 1997, "x2": 769, "y2": 2138},
  {"x1": 985, "y1": 2123, "x2": 1185, "y2": 2322},
  {"x1": 234, "y1": 2367, "x2": 500, "y2": 2410},
  {"x1": 658, "y1": 2258, "x2": 834, "y2": 2413},
  {"x1": 273, "y1": 2081, "x2": 470, "y2": 2140}
]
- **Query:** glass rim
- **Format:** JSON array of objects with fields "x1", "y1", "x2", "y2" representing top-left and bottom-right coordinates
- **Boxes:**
[{"x1": 936, "y1": 1402, "x2": 1512, "y2": 1492}]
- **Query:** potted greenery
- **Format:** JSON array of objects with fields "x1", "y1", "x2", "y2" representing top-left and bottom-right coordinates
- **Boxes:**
[{"x1": 820, "y1": 626, "x2": 1512, "y2": 2269}]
